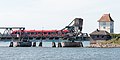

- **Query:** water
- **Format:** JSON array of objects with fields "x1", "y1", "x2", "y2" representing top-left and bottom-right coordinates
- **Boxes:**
[
  {"x1": 0, "y1": 41, "x2": 120, "y2": 60},
  {"x1": 0, "y1": 47, "x2": 120, "y2": 60},
  {"x1": 0, "y1": 41, "x2": 90, "y2": 47}
]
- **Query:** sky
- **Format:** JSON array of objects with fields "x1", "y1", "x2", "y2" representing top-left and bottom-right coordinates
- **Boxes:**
[{"x1": 0, "y1": 0, "x2": 120, "y2": 34}]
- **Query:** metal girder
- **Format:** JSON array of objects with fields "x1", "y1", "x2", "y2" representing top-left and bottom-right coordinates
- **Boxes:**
[{"x1": 0, "y1": 27, "x2": 25, "y2": 29}]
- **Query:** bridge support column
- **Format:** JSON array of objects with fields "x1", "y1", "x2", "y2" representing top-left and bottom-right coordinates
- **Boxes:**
[
  {"x1": 9, "y1": 42, "x2": 13, "y2": 47},
  {"x1": 58, "y1": 42, "x2": 62, "y2": 47},
  {"x1": 80, "y1": 42, "x2": 83, "y2": 47},
  {"x1": 61, "y1": 42, "x2": 83, "y2": 47},
  {"x1": 32, "y1": 42, "x2": 36, "y2": 47},
  {"x1": 52, "y1": 42, "x2": 56, "y2": 47},
  {"x1": 39, "y1": 42, "x2": 42, "y2": 47}
]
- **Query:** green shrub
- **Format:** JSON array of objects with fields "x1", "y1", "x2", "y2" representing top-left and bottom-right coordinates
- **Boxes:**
[
  {"x1": 110, "y1": 34, "x2": 120, "y2": 38},
  {"x1": 101, "y1": 37, "x2": 120, "y2": 44}
]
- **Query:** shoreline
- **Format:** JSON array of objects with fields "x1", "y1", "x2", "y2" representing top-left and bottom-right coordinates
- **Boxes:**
[{"x1": 87, "y1": 43, "x2": 120, "y2": 48}]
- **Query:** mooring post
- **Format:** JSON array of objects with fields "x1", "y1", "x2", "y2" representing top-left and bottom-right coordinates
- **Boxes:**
[
  {"x1": 33, "y1": 42, "x2": 36, "y2": 47},
  {"x1": 9, "y1": 42, "x2": 13, "y2": 47},
  {"x1": 39, "y1": 42, "x2": 42, "y2": 47},
  {"x1": 58, "y1": 42, "x2": 62, "y2": 47},
  {"x1": 52, "y1": 42, "x2": 56, "y2": 47}
]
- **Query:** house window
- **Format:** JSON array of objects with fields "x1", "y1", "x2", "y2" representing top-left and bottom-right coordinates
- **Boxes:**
[
  {"x1": 102, "y1": 36, "x2": 104, "y2": 38},
  {"x1": 97, "y1": 35, "x2": 99, "y2": 38},
  {"x1": 110, "y1": 22, "x2": 113, "y2": 25},
  {"x1": 103, "y1": 27, "x2": 106, "y2": 29},
  {"x1": 103, "y1": 22, "x2": 106, "y2": 25}
]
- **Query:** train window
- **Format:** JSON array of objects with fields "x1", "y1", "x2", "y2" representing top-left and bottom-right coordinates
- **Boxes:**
[
  {"x1": 14, "y1": 32, "x2": 17, "y2": 34},
  {"x1": 27, "y1": 32, "x2": 30, "y2": 35},
  {"x1": 16, "y1": 32, "x2": 20, "y2": 34},
  {"x1": 62, "y1": 32, "x2": 64, "y2": 34},
  {"x1": 34, "y1": 32, "x2": 37, "y2": 35},
  {"x1": 56, "y1": 31, "x2": 58, "y2": 34},
  {"x1": 51, "y1": 32, "x2": 54, "y2": 34},
  {"x1": 62, "y1": 32, "x2": 68, "y2": 34},
  {"x1": 48, "y1": 32, "x2": 51, "y2": 35},
  {"x1": 31, "y1": 32, "x2": 34, "y2": 35},
  {"x1": 64, "y1": 32, "x2": 68, "y2": 34},
  {"x1": 38, "y1": 32, "x2": 42, "y2": 34},
  {"x1": 44, "y1": 32, "x2": 47, "y2": 34}
]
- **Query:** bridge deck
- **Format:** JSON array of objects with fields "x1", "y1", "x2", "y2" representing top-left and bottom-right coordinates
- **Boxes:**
[{"x1": 0, "y1": 36, "x2": 90, "y2": 42}]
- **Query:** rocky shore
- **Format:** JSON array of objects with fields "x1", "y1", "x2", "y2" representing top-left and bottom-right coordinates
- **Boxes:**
[
  {"x1": 89, "y1": 43, "x2": 120, "y2": 48},
  {"x1": 89, "y1": 37, "x2": 120, "y2": 48}
]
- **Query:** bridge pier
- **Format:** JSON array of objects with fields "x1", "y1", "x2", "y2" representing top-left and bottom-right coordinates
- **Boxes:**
[
  {"x1": 9, "y1": 42, "x2": 13, "y2": 47},
  {"x1": 80, "y1": 42, "x2": 83, "y2": 47},
  {"x1": 62, "y1": 42, "x2": 83, "y2": 47},
  {"x1": 58, "y1": 42, "x2": 62, "y2": 47},
  {"x1": 39, "y1": 42, "x2": 42, "y2": 47},
  {"x1": 52, "y1": 42, "x2": 56, "y2": 47},
  {"x1": 32, "y1": 42, "x2": 36, "y2": 47}
]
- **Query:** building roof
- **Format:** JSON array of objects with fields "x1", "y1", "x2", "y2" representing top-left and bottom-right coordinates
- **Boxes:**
[
  {"x1": 98, "y1": 14, "x2": 114, "y2": 22},
  {"x1": 90, "y1": 29, "x2": 110, "y2": 35}
]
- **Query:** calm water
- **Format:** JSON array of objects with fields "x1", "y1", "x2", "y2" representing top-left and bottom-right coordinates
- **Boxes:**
[
  {"x1": 0, "y1": 41, "x2": 90, "y2": 47},
  {"x1": 0, "y1": 42, "x2": 120, "y2": 60},
  {"x1": 0, "y1": 47, "x2": 120, "y2": 60}
]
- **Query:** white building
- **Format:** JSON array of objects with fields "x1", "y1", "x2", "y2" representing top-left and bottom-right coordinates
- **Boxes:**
[{"x1": 98, "y1": 14, "x2": 114, "y2": 33}]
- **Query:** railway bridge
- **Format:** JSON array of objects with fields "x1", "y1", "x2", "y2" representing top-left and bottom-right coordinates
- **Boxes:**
[{"x1": 0, "y1": 18, "x2": 90, "y2": 47}]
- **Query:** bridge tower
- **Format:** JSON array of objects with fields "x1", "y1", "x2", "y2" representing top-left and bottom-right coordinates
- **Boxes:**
[{"x1": 62, "y1": 18, "x2": 83, "y2": 35}]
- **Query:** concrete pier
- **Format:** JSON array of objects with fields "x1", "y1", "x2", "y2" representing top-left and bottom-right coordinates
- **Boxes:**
[
  {"x1": 52, "y1": 42, "x2": 56, "y2": 47},
  {"x1": 58, "y1": 42, "x2": 62, "y2": 47},
  {"x1": 62, "y1": 42, "x2": 83, "y2": 47},
  {"x1": 16, "y1": 41, "x2": 32, "y2": 47},
  {"x1": 32, "y1": 42, "x2": 36, "y2": 47},
  {"x1": 80, "y1": 42, "x2": 83, "y2": 47},
  {"x1": 9, "y1": 42, "x2": 13, "y2": 47},
  {"x1": 39, "y1": 42, "x2": 42, "y2": 47}
]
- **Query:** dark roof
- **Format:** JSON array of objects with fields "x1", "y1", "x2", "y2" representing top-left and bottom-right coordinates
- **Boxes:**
[
  {"x1": 90, "y1": 29, "x2": 110, "y2": 35},
  {"x1": 98, "y1": 14, "x2": 114, "y2": 22},
  {"x1": 74, "y1": 18, "x2": 83, "y2": 20}
]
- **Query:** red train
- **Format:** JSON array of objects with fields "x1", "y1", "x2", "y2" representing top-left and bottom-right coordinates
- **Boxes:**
[{"x1": 11, "y1": 30, "x2": 69, "y2": 37}]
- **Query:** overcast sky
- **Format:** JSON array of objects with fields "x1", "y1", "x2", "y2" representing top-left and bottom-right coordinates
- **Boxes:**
[{"x1": 0, "y1": 0, "x2": 120, "y2": 33}]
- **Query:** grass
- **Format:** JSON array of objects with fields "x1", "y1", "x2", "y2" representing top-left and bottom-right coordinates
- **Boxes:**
[{"x1": 101, "y1": 37, "x2": 120, "y2": 45}]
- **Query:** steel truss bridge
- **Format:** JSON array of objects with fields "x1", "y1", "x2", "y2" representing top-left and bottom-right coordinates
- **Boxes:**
[{"x1": 0, "y1": 18, "x2": 90, "y2": 42}]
